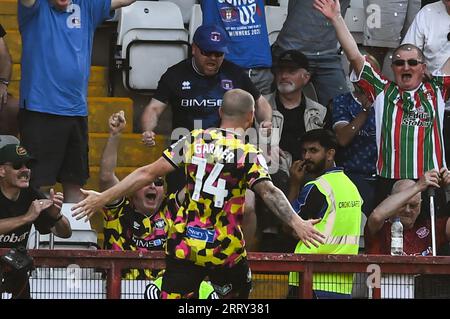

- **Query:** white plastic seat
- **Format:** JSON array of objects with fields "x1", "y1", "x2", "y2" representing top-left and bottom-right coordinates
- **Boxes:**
[
  {"x1": 264, "y1": 5, "x2": 288, "y2": 46},
  {"x1": 116, "y1": 1, "x2": 189, "y2": 92}
]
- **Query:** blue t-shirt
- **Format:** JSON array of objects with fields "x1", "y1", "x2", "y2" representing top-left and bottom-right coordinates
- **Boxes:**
[
  {"x1": 332, "y1": 93, "x2": 377, "y2": 175},
  {"x1": 18, "y1": 0, "x2": 112, "y2": 116},
  {"x1": 201, "y1": 0, "x2": 271, "y2": 69}
]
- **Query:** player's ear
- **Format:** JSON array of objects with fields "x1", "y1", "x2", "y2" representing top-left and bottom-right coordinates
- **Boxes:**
[{"x1": 219, "y1": 107, "x2": 224, "y2": 119}]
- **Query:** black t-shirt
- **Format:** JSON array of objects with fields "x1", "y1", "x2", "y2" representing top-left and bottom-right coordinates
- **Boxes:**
[
  {"x1": 0, "y1": 188, "x2": 56, "y2": 248},
  {"x1": 153, "y1": 58, "x2": 261, "y2": 134},
  {"x1": 0, "y1": 24, "x2": 5, "y2": 38}
]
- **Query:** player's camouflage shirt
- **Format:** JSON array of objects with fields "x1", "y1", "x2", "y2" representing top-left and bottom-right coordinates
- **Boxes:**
[{"x1": 163, "y1": 128, "x2": 271, "y2": 267}]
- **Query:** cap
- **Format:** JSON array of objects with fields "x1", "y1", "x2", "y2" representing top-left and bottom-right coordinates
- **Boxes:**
[
  {"x1": 0, "y1": 135, "x2": 19, "y2": 149},
  {"x1": 274, "y1": 50, "x2": 309, "y2": 71},
  {"x1": 0, "y1": 144, "x2": 34, "y2": 165},
  {"x1": 193, "y1": 25, "x2": 229, "y2": 54}
]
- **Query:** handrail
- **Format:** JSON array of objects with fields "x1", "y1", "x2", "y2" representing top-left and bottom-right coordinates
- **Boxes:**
[{"x1": 2, "y1": 249, "x2": 450, "y2": 299}]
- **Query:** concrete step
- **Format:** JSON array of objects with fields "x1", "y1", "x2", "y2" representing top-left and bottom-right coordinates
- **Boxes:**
[
  {"x1": 88, "y1": 133, "x2": 168, "y2": 167},
  {"x1": 88, "y1": 97, "x2": 134, "y2": 134},
  {"x1": 0, "y1": 0, "x2": 16, "y2": 15}
]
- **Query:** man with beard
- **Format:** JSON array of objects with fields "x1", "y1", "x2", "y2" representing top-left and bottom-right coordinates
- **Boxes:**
[
  {"x1": 287, "y1": 129, "x2": 362, "y2": 299},
  {"x1": 0, "y1": 143, "x2": 71, "y2": 298},
  {"x1": 265, "y1": 50, "x2": 330, "y2": 162}
]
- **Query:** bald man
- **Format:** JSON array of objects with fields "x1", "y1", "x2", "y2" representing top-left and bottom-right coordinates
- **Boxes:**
[{"x1": 72, "y1": 89, "x2": 324, "y2": 299}]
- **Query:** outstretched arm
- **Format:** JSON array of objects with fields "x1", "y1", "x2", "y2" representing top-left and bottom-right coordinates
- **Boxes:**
[
  {"x1": 72, "y1": 157, "x2": 175, "y2": 220},
  {"x1": 367, "y1": 170, "x2": 440, "y2": 235},
  {"x1": 313, "y1": 0, "x2": 365, "y2": 75},
  {"x1": 253, "y1": 180, "x2": 325, "y2": 248},
  {"x1": 99, "y1": 111, "x2": 126, "y2": 192}
]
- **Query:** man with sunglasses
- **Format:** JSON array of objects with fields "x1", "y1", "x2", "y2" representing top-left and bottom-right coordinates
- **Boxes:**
[
  {"x1": 0, "y1": 143, "x2": 71, "y2": 298},
  {"x1": 98, "y1": 111, "x2": 182, "y2": 280},
  {"x1": 315, "y1": 0, "x2": 450, "y2": 206}
]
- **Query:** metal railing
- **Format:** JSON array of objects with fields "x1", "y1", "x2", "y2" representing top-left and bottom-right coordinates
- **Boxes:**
[{"x1": 2, "y1": 249, "x2": 450, "y2": 299}]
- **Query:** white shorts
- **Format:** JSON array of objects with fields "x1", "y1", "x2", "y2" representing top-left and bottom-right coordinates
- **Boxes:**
[{"x1": 363, "y1": 0, "x2": 421, "y2": 48}]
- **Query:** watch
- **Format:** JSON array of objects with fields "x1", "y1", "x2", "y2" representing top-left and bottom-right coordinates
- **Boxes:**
[{"x1": 0, "y1": 78, "x2": 9, "y2": 86}]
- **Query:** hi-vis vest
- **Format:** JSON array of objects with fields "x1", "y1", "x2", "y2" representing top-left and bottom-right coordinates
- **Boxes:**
[
  {"x1": 289, "y1": 170, "x2": 362, "y2": 295},
  {"x1": 153, "y1": 277, "x2": 216, "y2": 299}
]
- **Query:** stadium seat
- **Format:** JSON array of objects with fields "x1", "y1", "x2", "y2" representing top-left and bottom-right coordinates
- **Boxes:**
[
  {"x1": 264, "y1": 5, "x2": 288, "y2": 45},
  {"x1": 114, "y1": 1, "x2": 189, "y2": 93}
]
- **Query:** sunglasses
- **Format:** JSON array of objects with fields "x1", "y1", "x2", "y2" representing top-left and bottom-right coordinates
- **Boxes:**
[
  {"x1": 4, "y1": 161, "x2": 31, "y2": 170},
  {"x1": 392, "y1": 59, "x2": 423, "y2": 67},
  {"x1": 448, "y1": 32, "x2": 450, "y2": 42},
  {"x1": 200, "y1": 49, "x2": 224, "y2": 58},
  {"x1": 154, "y1": 178, "x2": 164, "y2": 187}
]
